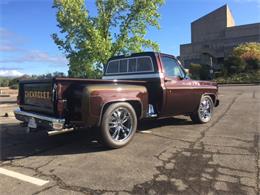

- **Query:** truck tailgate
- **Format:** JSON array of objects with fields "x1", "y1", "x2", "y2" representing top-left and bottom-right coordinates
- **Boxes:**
[{"x1": 19, "y1": 79, "x2": 55, "y2": 115}]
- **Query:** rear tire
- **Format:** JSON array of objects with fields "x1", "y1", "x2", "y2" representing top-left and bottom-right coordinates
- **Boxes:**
[
  {"x1": 190, "y1": 95, "x2": 214, "y2": 124},
  {"x1": 100, "y1": 102, "x2": 137, "y2": 149}
]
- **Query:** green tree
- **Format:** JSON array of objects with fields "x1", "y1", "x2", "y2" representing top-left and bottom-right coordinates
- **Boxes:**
[
  {"x1": 52, "y1": 0, "x2": 164, "y2": 78},
  {"x1": 189, "y1": 63, "x2": 211, "y2": 80},
  {"x1": 8, "y1": 78, "x2": 19, "y2": 89},
  {"x1": 223, "y1": 56, "x2": 247, "y2": 74},
  {"x1": 189, "y1": 63, "x2": 201, "y2": 80},
  {"x1": 0, "y1": 78, "x2": 10, "y2": 87},
  {"x1": 52, "y1": 71, "x2": 66, "y2": 77},
  {"x1": 233, "y1": 42, "x2": 260, "y2": 70}
]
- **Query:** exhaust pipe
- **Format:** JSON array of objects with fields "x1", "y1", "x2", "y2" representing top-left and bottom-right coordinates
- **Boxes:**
[{"x1": 48, "y1": 128, "x2": 74, "y2": 136}]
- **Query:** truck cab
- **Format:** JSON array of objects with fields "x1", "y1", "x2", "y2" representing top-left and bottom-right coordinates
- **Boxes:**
[
  {"x1": 14, "y1": 52, "x2": 219, "y2": 148},
  {"x1": 103, "y1": 52, "x2": 218, "y2": 117}
]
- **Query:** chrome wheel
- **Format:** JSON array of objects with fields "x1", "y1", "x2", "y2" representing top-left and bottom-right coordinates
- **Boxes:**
[
  {"x1": 198, "y1": 96, "x2": 213, "y2": 122},
  {"x1": 108, "y1": 107, "x2": 133, "y2": 142}
]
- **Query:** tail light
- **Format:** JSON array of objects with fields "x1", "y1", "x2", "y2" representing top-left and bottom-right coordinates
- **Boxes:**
[
  {"x1": 17, "y1": 95, "x2": 21, "y2": 105},
  {"x1": 57, "y1": 99, "x2": 67, "y2": 116}
]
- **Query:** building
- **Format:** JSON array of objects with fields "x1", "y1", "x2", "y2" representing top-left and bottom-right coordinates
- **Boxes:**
[{"x1": 180, "y1": 5, "x2": 260, "y2": 69}]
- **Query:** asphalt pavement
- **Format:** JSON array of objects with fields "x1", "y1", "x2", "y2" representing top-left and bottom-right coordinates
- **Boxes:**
[{"x1": 0, "y1": 85, "x2": 259, "y2": 195}]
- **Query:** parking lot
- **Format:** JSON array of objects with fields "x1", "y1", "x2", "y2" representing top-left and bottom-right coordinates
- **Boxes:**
[{"x1": 0, "y1": 85, "x2": 259, "y2": 195}]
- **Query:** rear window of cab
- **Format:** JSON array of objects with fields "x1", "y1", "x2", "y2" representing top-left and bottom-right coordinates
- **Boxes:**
[{"x1": 106, "y1": 56, "x2": 154, "y2": 75}]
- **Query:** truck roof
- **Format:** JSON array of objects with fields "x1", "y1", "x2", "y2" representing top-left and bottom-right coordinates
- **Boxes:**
[{"x1": 108, "y1": 51, "x2": 176, "y2": 62}]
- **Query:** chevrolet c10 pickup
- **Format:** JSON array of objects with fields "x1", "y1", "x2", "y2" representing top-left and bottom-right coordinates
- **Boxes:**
[{"x1": 14, "y1": 52, "x2": 219, "y2": 148}]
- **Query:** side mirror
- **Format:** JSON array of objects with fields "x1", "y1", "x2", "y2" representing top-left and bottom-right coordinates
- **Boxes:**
[
  {"x1": 178, "y1": 75, "x2": 184, "y2": 80},
  {"x1": 184, "y1": 69, "x2": 189, "y2": 74}
]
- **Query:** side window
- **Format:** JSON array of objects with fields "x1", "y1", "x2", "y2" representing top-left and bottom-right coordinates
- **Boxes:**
[
  {"x1": 107, "y1": 60, "x2": 119, "y2": 74},
  {"x1": 128, "y1": 58, "x2": 137, "y2": 72},
  {"x1": 137, "y1": 57, "x2": 153, "y2": 72},
  {"x1": 161, "y1": 56, "x2": 185, "y2": 78},
  {"x1": 119, "y1": 59, "x2": 127, "y2": 73},
  {"x1": 106, "y1": 56, "x2": 153, "y2": 74}
]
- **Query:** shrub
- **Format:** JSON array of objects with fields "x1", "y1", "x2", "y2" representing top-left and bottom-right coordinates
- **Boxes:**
[
  {"x1": 200, "y1": 65, "x2": 211, "y2": 80},
  {"x1": 0, "y1": 78, "x2": 10, "y2": 87},
  {"x1": 189, "y1": 63, "x2": 211, "y2": 80},
  {"x1": 9, "y1": 84, "x2": 18, "y2": 89},
  {"x1": 223, "y1": 56, "x2": 247, "y2": 74},
  {"x1": 233, "y1": 42, "x2": 260, "y2": 71},
  {"x1": 245, "y1": 58, "x2": 260, "y2": 70},
  {"x1": 189, "y1": 63, "x2": 201, "y2": 80},
  {"x1": 214, "y1": 71, "x2": 260, "y2": 84}
]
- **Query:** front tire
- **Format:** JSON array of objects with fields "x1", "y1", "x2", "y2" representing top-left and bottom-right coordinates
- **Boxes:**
[
  {"x1": 100, "y1": 102, "x2": 137, "y2": 149},
  {"x1": 190, "y1": 95, "x2": 214, "y2": 124}
]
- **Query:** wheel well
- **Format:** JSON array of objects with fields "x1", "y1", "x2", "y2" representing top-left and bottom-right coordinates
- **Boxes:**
[
  {"x1": 202, "y1": 94, "x2": 215, "y2": 104},
  {"x1": 207, "y1": 94, "x2": 216, "y2": 103},
  {"x1": 99, "y1": 100, "x2": 142, "y2": 125},
  {"x1": 128, "y1": 100, "x2": 142, "y2": 119}
]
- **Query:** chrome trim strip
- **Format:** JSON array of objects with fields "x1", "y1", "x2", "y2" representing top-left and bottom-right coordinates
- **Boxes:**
[
  {"x1": 14, "y1": 108, "x2": 65, "y2": 124},
  {"x1": 102, "y1": 73, "x2": 161, "y2": 80},
  {"x1": 167, "y1": 87, "x2": 217, "y2": 90}
]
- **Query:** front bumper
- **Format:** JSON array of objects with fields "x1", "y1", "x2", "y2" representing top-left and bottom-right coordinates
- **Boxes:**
[{"x1": 14, "y1": 108, "x2": 65, "y2": 130}]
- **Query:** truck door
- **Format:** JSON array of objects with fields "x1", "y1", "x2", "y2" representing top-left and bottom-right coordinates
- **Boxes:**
[{"x1": 160, "y1": 55, "x2": 196, "y2": 116}]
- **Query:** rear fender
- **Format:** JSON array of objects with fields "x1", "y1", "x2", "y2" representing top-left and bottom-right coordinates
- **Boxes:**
[
  {"x1": 81, "y1": 84, "x2": 148, "y2": 127},
  {"x1": 97, "y1": 99, "x2": 143, "y2": 126}
]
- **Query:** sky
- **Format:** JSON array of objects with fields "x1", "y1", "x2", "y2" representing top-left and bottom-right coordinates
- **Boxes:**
[{"x1": 0, "y1": 0, "x2": 259, "y2": 77}]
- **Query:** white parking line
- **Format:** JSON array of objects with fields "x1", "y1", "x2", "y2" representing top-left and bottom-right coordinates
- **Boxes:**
[{"x1": 0, "y1": 167, "x2": 49, "y2": 186}]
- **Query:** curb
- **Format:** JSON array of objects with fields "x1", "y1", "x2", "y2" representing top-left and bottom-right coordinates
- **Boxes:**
[
  {"x1": 1, "y1": 112, "x2": 15, "y2": 117},
  {"x1": 218, "y1": 83, "x2": 260, "y2": 87},
  {"x1": 0, "y1": 102, "x2": 17, "y2": 107},
  {"x1": 0, "y1": 95, "x2": 10, "y2": 97}
]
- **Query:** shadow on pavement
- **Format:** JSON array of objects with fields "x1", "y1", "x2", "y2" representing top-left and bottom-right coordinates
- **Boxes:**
[
  {"x1": 0, "y1": 117, "x2": 192, "y2": 161},
  {"x1": 138, "y1": 117, "x2": 193, "y2": 131},
  {"x1": 0, "y1": 123, "x2": 107, "y2": 161}
]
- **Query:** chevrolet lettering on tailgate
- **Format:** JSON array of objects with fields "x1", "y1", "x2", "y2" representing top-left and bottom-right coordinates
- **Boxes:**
[{"x1": 25, "y1": 91, "x2": 51, "y2": 100}]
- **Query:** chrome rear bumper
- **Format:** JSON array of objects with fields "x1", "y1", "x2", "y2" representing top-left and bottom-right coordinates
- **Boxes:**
[{"x1": 14, "y1": 108, "x2": 65, "y2": 130}]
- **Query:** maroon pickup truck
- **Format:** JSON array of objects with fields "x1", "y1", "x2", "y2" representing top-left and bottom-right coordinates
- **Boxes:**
[{"x1": 14, "y1": 52, "x2": 219, "y2": 148}]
